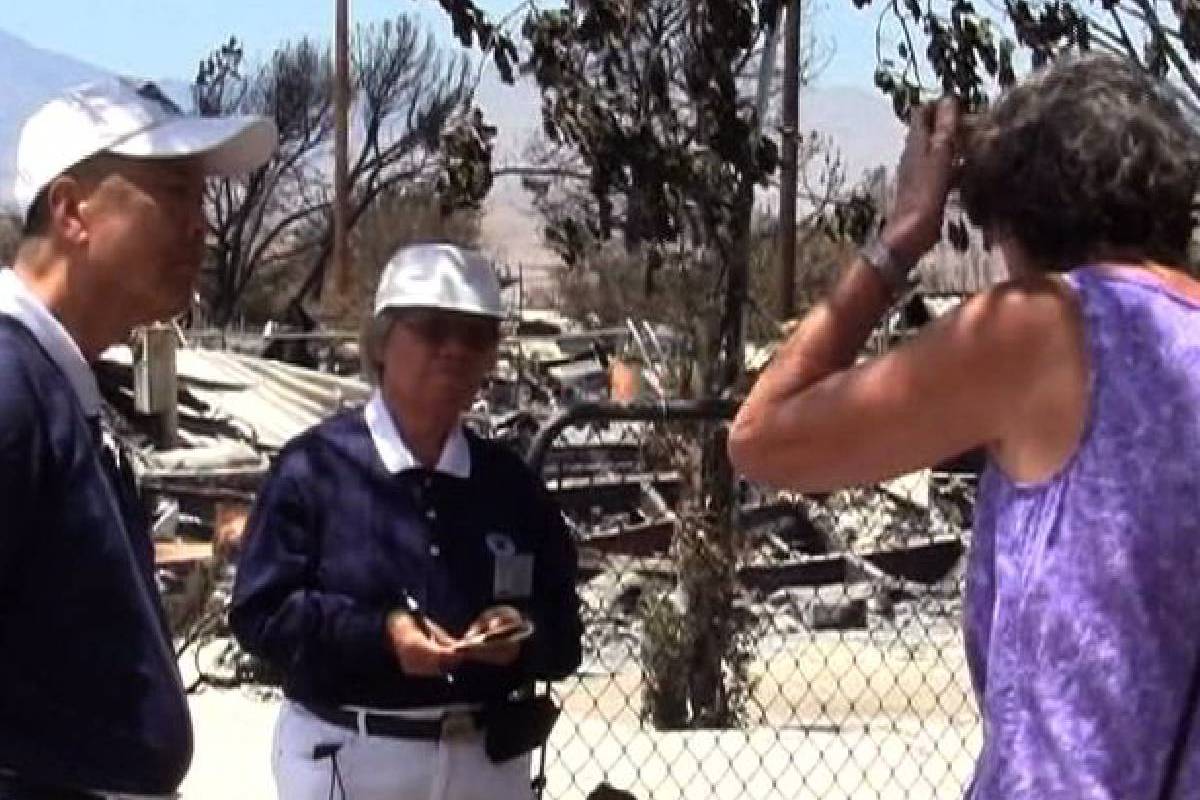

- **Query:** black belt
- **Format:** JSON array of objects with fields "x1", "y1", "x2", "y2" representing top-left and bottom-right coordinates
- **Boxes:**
[
  {"x1": 304, "y1": 704, "x2": 481, "y2": 741},
  {"x1": 0, "y1": 774, "x2": 101, "y2": 800}
]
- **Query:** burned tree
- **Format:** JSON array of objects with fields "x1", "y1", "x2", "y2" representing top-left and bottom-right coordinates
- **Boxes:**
[
  {"x1": 192, "y1": 18, "x2": 479, "y2": 326},
  {"x1": 516, "y1": 0, "x2": 783, "y2": 729},
  {"x1": 816, "y1": 0, "x2": 1200, "y2": 269},
  {"x1": 854, "y1": 0, "x2": 1200, "y2": 117},
  {"x1": 525, "y1": 0, "x2": 778, "y2": 398}
]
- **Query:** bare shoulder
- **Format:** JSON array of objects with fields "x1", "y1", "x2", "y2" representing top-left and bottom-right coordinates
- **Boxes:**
[
  {"x1": 950, "y1": 274, "x2": 1088, "y2": 480},
  {"x1": 885, "y1": 273, "x2": 1083, "y2": 407},
  {"x1": 947, "y1": 273, "x2": 1081, "y2": 349},
  {"x1": 923, "y1": 273, "x2": 1086, "y2": 405}
]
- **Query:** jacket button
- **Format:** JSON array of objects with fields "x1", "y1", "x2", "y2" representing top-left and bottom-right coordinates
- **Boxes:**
[{"x1": 429, "y1": 544, "x2": 441, "y2": 557}]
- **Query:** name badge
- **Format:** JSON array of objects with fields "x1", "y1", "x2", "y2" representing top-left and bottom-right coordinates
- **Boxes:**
[
  {"x1": 494, "y1": 554, "x2": 535, "y2": 599},
  {"x1": 486, "y1": 532, "x2": 534, "y2": 599}
]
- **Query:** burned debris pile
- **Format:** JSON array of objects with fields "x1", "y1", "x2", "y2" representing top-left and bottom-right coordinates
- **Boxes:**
[{"x1": 99, "y1": 314, "x2": 977, "y2": 696}]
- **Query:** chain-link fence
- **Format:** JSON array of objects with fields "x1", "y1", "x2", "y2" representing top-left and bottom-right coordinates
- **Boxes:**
[{"x1": 527, "y1": 400, "x2": 982, "y2": 800}]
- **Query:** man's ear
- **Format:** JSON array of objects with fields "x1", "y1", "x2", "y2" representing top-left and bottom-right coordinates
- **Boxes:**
[{"x1": 44, "y1": 176, "x2": 90, "y2": 248}]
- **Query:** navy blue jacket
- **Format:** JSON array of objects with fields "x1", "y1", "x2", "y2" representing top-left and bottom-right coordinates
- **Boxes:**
[
  {"x1": 0, "y1": 317, "x2": 192, "y2": 795},
  {"x1": 230, "y1": 408, "x2": 582, "y2": 709}
]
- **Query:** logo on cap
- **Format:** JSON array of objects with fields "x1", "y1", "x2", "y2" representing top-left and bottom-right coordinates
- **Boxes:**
[{"x1": 134, "y1": 82, "x2": 182, "y2": 115}]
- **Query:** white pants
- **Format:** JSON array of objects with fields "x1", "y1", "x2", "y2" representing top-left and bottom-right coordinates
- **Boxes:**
[{"x1": 272, "y1": 701, "x2": 535, "y2": 800}]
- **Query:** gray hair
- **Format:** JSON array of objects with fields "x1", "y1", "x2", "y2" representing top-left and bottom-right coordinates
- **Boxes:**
[
  {"x1": 960, "y1": 53, "x2": 1200, "y2": 271},
  {"x1": 358, "y1": 309, "x2": 400, "y2": 386}
]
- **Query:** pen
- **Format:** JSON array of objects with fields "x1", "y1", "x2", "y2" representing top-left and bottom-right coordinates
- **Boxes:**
[
  {"x1": 400, "y1": 589, "x2": 455, "y2": 683},
  {"x1": 401, "y1": 589, "x2": 432, "y2": 637}
]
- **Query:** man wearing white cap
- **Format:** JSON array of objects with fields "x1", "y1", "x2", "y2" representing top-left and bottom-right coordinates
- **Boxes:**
[
  {"x1": 0, "y1": 78, "x2": 276, "y2": 799},
  {"x1": 231, "y1": 243, "x2": 582, "y2": 800}
]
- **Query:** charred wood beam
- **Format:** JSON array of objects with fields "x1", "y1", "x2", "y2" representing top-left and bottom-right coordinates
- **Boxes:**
[
  {"x1": 577, "y1": 538, "x2": 964, "y2": 591},
  {"x1": 550, "y1": 472, "x2": 683, "y2": 515},
  {"x1": 579, "y1": 519, "x2": 677, "y2": 558},
  {"x1": 526, "y1": 399, "x2": 739, "y2": 471},
  {"x1": 739, "y1": 538, "x2": 964, "y2": 592}
]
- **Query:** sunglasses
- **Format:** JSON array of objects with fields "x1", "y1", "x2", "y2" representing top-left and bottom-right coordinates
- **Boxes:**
[{"x1": 394, "y1": 309, "x2": 501, "y2": 350}]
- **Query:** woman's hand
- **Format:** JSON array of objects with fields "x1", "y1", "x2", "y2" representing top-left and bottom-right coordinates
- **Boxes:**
[
  {"x1": 882, "y1": 98, "x2": 961, "y2": 266},
  {"x1": 458, "y1": 605, "x2": 526, "y2": 667},
  {"x1": 386, "y1": 610, "x2": 463, "y2": 677}
]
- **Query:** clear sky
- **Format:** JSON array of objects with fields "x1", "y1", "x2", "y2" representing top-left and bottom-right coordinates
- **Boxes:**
[{"x1": 1, "y1": 0, "x2": 884, "y2": 88}]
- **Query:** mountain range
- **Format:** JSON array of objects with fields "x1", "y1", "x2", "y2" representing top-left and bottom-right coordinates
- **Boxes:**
[{"x1": 0, "y1": 27, "x2": 904, "y2": 267}]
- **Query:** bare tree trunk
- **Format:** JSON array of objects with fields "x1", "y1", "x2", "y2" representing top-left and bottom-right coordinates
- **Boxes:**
[
  {"x1": 777, "y1": 0, "x2": 802, "y2": 320},
  {"x1": 330, "y1": 0, "x2": 352, "y2": 302}
]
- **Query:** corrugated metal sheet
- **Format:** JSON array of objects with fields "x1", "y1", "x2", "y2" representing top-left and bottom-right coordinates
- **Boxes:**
[{"x1": 102, "y1": 346, "x2": 370, "y2": 454}]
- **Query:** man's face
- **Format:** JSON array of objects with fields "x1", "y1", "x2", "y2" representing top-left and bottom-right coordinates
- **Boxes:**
[{"x1": 79, "y1": 156, "x2": 206, "y2": 324}]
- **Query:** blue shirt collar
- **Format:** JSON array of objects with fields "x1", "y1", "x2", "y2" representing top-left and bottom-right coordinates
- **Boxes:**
[
  {"x1": 0, "y1": 268, "x2": 103, "y2": 417},
  {"x1": 364, "y1": 389, "x2": 471, "y2": 478}
]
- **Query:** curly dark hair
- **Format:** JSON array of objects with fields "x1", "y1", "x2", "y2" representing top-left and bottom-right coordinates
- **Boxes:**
[{"x1": 959, "y1": 53, "x2": 1200, "y2": 271}]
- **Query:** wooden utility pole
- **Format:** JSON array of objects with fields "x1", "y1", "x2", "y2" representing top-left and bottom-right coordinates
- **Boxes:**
[
  {"x1": 777, "y1": 0, "x2": 801, "y2": 320},
  {"x1": 332, "y1": 0, "x2": 351, "y2": 294}
]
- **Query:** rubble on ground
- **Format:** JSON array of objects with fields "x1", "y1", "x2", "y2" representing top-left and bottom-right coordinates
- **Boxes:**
[{"x1": 96, "y1": 312, "x2": 977, "y2": 693}]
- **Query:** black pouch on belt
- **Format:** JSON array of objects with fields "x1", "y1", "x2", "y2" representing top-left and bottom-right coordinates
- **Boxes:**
[{"x1": 481, "y1": 695, "x2": 561, "y2": 763}]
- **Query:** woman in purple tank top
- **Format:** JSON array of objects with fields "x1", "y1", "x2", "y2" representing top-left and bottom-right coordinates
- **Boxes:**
[{"x1": 730, "y1": 54, "x2": 1200, "y2": 799}]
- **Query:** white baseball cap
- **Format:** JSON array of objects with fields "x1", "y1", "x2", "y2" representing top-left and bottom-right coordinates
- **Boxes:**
[
  {"x1": 14, "y1": 77, "x2": 279, "y2": 220},
  {"x1": 374, "y1": 244, "x2": 503, "y2": 319}
]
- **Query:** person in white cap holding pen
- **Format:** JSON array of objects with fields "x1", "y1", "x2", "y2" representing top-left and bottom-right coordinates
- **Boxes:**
[
  {"x1": 231, "y1": 243, "x2": 582, "y2": 800},
  {"x1": 0, "y1": 78, "x2": 276, "y2": 800}
]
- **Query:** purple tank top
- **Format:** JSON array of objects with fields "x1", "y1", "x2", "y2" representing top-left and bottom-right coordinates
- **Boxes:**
[{"x1": 966, "y1": 266, "x2": 1200, "y2": 799}]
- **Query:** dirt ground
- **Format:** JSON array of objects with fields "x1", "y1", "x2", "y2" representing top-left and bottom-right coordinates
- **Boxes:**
[{"x1": 180, "y1": 632, "x2": 981, "y2": 800}]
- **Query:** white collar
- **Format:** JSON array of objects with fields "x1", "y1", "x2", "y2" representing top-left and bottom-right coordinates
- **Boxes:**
[
  {"x1": 364, "y1": 389, "x2": 471, "y2": 478},
  {"x1": 0, "y1": 268, "x2": 102, "y2": 417}
]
